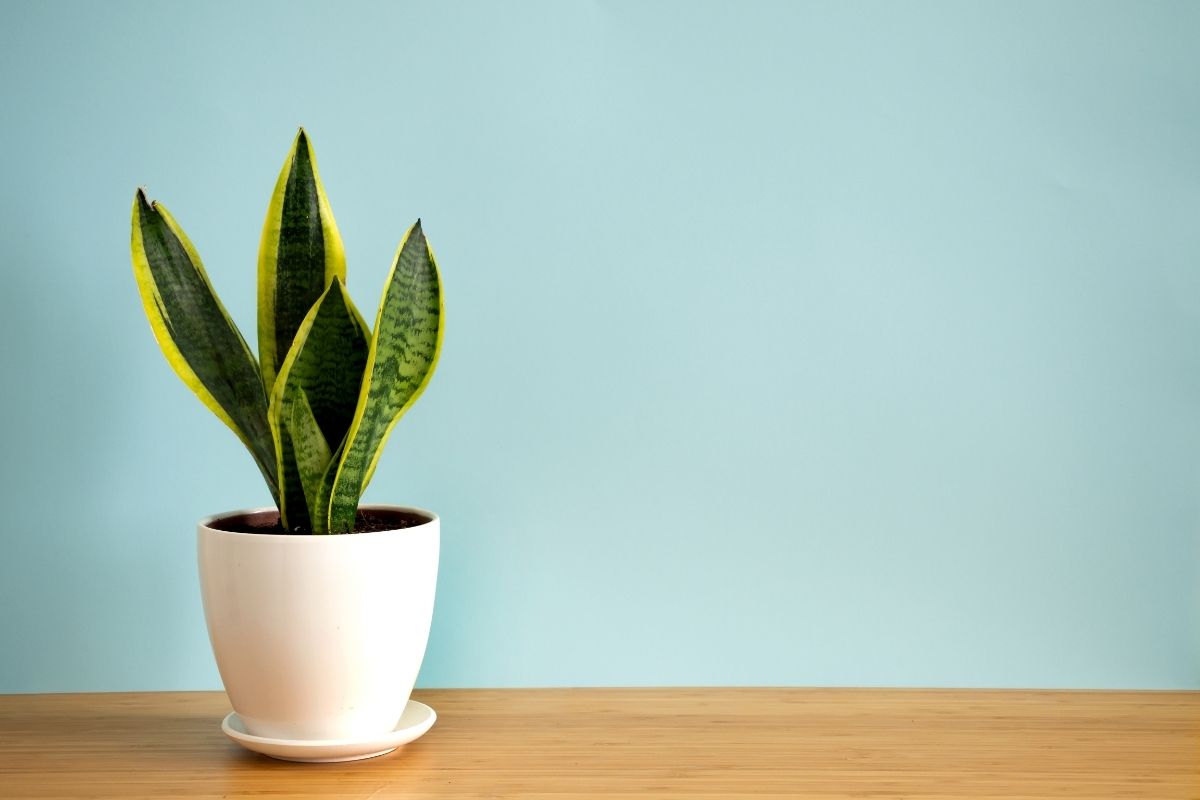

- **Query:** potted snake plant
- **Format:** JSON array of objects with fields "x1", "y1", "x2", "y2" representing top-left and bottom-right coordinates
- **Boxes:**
[{"x1": 130, "y1": 129, "x2": 443, "y2": 762}]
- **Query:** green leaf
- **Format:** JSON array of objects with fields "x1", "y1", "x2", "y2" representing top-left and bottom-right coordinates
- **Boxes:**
[
  {"x1": 130, "y1": 189, "x2": 279, "y2": 504},
  {"x1": 269, "y1": 276, "x2": 370, "y2": 531},
  {"x1": 258, "y1": 128, "x2": 346, "y2": 391},
  {"x1": 285, "y1": 388, "x2": 333, "y2": 526},
  {"x1": 327, "y1": 221, "x2": 443, "y2": 533},
  {"x1": 311, "y1": 440, "x2": 345, "y2": 533}
]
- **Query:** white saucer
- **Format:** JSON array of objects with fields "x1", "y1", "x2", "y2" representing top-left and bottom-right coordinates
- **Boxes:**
[{"x1": 221, "y1": 700, "x2": 437, "y2": 763}]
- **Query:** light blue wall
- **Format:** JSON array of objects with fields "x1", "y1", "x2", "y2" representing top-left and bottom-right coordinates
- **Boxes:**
[{"x1": 0, "y1": 0, "x2": 1197, "y2": 692}]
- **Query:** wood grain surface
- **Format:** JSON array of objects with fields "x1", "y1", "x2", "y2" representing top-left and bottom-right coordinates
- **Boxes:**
[{"x1": 0, "y1": 688, "x2": 1196, "y2": 799}]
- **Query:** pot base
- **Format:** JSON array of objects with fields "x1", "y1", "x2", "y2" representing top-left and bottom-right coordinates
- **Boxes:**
[{"x1": 221, "y1": 700, "x2": 437, "y2": 762}]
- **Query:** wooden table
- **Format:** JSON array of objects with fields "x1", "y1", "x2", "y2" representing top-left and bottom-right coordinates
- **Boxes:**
[{"x1": 0, "y1": 689, "x2": 1196, "y2": 798}]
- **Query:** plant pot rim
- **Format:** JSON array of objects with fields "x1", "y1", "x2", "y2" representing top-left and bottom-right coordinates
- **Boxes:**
[{"x1": 198, "y1": 504, "x2": 438, "y2": 539}]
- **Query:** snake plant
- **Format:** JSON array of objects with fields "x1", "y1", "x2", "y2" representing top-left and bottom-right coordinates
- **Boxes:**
[{"x1": 131, "y1": 129, "x2": 443, "y2": 533}]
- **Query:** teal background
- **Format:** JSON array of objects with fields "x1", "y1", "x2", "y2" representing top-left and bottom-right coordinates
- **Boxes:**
[{"x1": 1, "y1": 0, "x2": 1197, "y2": 691}]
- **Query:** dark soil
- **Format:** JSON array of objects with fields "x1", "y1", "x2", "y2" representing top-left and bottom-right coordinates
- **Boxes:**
[{"x1": 206, "y1": 507, "x2": 432, "y2": 535}]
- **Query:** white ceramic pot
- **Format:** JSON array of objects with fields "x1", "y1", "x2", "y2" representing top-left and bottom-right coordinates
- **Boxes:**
[{"x1": 197, "y1": 505, "x2": 439, "y2": 741}]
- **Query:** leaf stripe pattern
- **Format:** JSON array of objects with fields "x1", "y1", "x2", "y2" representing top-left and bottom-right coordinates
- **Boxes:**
[
  {"x1": 286, "y1": 388, "x2": 333, "y2": 526},
  {"x1": 269, "y1": 277, "x2": 369, "y2": 531},
  {"x1": 312, "y1": 441, "x2": 345, "y2": 533},
  {"x1": 130, "y1": 189, "x2": 279, "y2": 503},
  {"x1": 327, "y1": 221, "x2": 443, "y2": 532},
  {"x1": 258, "y1": 128, "x2": 346, "y2": 390}
]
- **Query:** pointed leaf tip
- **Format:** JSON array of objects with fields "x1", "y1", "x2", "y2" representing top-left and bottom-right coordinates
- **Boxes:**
[
  {"x1": 326, "y1": 213, "x2": 442, "y2": 530},
  {"x1": 257, "y1": 123, "x2": 346, "y2": 392},
  {"x1": 130, "y1": 193, "x2": 280, "y2": 505}
]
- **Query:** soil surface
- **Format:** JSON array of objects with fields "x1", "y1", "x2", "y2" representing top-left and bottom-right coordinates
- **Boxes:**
[{"x1": 206, "y1": 507, "x2": 431, "y2": 535}]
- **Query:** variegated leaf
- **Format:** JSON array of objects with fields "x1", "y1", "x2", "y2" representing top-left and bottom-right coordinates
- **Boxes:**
[
  {"x1": 269, "y1": 276, "x2": 369, "y2": 531},
  {"x1": 130, "y1": 189, "x2": 279, "y2": 503},
  {"x1": 285, "y1": 388, "x2": 333, "y2": 524},
  {"x1": 258, "y1": 128, "x2": 346, "y2": 391},
  {"x1": 327, "y1": 221, "x2": 443, "y2": 532}
]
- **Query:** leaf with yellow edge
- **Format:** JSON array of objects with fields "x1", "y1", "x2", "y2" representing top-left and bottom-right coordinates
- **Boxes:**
[
  {"x1": 258, "y1": 128, "x2": 346, "y2": 391},
  {"x1": 269, "y1": 276, "x2": 369, "y2": 531},
  {"x1": 130, "y1": 189, "x2": 279, "y2": 503},
  {"x1": 285, "y1": 388, "x2": 333, "y2": 524},
  {"x1": 327, "y1": 221, "x2": 443, "y2": 533}
]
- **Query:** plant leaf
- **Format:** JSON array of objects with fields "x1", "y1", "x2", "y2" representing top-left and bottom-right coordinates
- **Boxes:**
[
  {"x1": 258, "y1": 128, "x2": 346, "y2": 391},
  {"x1": 327, "y1": 221, "x2": 443, "y2": 532},
  {"x1": 311, "y1": 440, "x2": 345, "y2": 533},
  {"x1": 269, "y1": 276, "x2": 369, "y2": 530},
  {"x1": 285, "y1": 388, "x2": 333, "y2": 527},
  {"x1": 130, "y1": 189, "x2": 279, "y2": 503}
]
